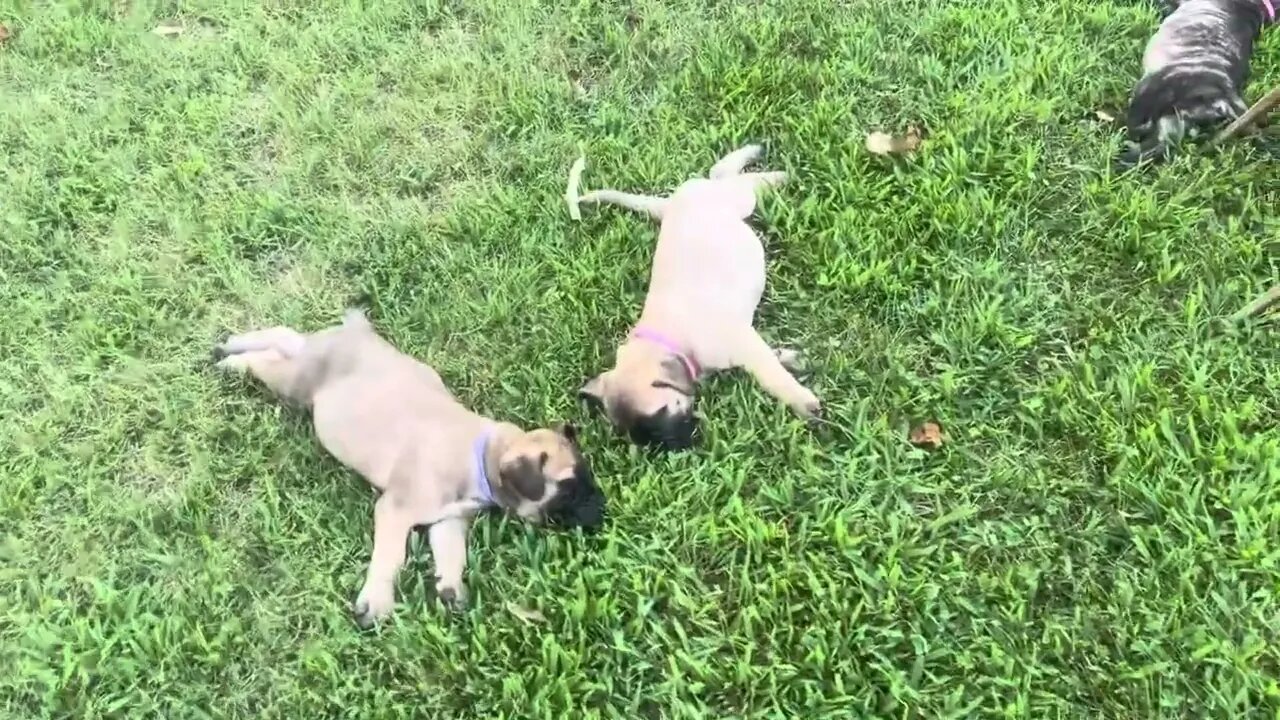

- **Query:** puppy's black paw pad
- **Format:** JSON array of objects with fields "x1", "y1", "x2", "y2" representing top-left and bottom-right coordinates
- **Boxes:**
[{"x1": 436, "y1": 586, "x2": 467, "y2": 612}]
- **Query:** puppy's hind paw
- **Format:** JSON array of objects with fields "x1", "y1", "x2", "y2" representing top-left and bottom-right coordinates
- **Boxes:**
[
  {"x1": 734, "y1": 143, "x2": 764, "y2": 164},
  {"x1": 352, "y1": 602, "x2": 379, "y2": 630},
  {"x1": 352, "y1": 584, "x2": 395, "y2": 629},
  {"x1": 710, "y1": 143, "x2": 766, "y2": 178},
  {"x1": 213, "y1": 351, "x2": 251, "y2": 373},
  {"x1": 211, "y1": 336, "x2": 249, "y2": 370},
  {"x1": 436, "y1": 583, "x2": 468, "y2": 613}
]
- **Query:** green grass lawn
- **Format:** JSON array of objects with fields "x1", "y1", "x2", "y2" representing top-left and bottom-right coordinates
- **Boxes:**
[{"x1": 3, "y1": 0, "x2": 1280, "y2": 716}]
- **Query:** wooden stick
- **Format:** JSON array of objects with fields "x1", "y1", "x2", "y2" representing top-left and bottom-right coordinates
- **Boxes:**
[
  {"x1": 1209, "y1": 84, "x2": 1280, "y2": 147},
  {"x1": 1213, "y1": 88, "x2": 1280, "y2": 321},
  {"x1": 1233, "y1": 284, "x2": 1280, "y2": 321}
]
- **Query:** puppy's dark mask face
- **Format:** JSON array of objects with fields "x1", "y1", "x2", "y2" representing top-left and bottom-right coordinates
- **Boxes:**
[
  {"x1": 497, "y1": 424, "x2": 605, "y2": 530},
  {"x1": 580, "y1": 357, "x2": 698, "y2": 451},
  {"x1": 1125, "y1": 0, "x2": 1259, "y2": 144},
  {"x1": 617, "y1": 404, "x2": 698, "y2": 451},
  {"x1": 542, "y1": 464, "x2": 606, "y2": 530}
]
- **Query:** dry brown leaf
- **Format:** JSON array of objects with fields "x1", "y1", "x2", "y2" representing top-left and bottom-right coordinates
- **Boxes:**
[
  {"x1": 902, "y1": 125, "x2": 924, "y2": 151},
  {"x1": 909, "y1": 421, "x2": 945, "y2": 450},
  {"x1": 865, "y1": 126, "x2": 923, "y2": 156},
  {"x1": 152, "y1": 23, "x2": 184, "y2": 37},
  {"x1": 505, "y1": 602, "x2": 546, "y2": 625},
  {"x1": 1094, "y1": 109, "x2": 1116, "y2": 123},
  {"x1": 864, "y1": 132, "x2": 895, "y2": 155},
  {"x1": 0, "y1": 24, "x2": 12, "y2": 44}
]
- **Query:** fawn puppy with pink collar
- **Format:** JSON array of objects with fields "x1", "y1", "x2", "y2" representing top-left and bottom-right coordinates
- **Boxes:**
[{"x1": 577, "y1": 145, "x2": 821, "y2": 450}]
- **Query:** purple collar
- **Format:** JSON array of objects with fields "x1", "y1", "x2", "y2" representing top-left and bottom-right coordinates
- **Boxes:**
[
  {"x1": 471, "y1": 429, "x2": 496, "y2": 505},
  {"x1": 631, "y1": 327, "x2": 701, "y2": 380},
  {"x1": 1265, "y1": 0, "x2": 1276, "y2": 22}
]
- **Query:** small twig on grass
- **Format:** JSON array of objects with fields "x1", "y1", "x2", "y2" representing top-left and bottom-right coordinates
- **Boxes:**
[
  {"x1": 1233, "y1": 284, "x2": 1280, "y2": 321},
  {"x1": 1209, "y1": 85, "x2": 1280, "y2": 148}
]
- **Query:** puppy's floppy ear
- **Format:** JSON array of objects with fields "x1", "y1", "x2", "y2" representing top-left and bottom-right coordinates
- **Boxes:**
[
  {"x1": 579, "y1": 373, "x2": 609, "y2": 411},
  {"x1": 557, "y1": 422, "x2": 579, "y2": 446},
  {"x1": 499, "y1": 457, "x2": 547, "y2": 501},
  {"x1": 658, "y1": 357, "x2": 696, "y2": 395}
]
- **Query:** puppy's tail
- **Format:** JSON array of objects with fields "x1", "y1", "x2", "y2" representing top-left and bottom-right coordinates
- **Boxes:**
[
  {"x1": 343, "y1": 308, "x2": 372, "y2": 329},
  {"x1": 577, "y1": 189, "x2": 666, "y2": 221},
  {"x1": 215, "y1": 327, "x2": 307, "y2": 359}
]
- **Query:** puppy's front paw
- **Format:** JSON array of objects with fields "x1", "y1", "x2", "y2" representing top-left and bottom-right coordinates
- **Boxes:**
[
  {"x1": 436, "y1": 582, "x2": 468, "y2": 613},
  {"x1": 788, "y1": 387, "x2": 822, "y2": 422},
  {"x1": 352, "y1": 583, "x2": 396, "y2": 628}
]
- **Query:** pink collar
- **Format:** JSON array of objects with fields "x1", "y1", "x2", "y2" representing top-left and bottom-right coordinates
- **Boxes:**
[
  {"x1": 631, "y1": 327, "x2": 701, "y2": 380},
  {"x1": 1265, "y1": 0, "x2": 1276, "y2": 22}
]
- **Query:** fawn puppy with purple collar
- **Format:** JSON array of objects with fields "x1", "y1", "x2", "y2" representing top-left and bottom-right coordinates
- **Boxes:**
[
  {"x1": 1121, "y1": 0, "x2": 1275, "y2": 165},
  {"x1": 577, "y1": 145, "x2": 821, "y2": 451},
  {"x1": 213, "y1": 310, "x2": 605, "y2": 626}
]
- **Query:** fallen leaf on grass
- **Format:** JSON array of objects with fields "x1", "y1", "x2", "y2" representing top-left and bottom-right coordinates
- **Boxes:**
[
  {"x1": 866, "y1": 126, "x2": 923, "y2": 156},
  {"x1": 0, "y1": 24, "x2": 12, "y2": 44},
  {"x1": 152, "y1": 23, "x2": 184, "y2": 37},
  {"x1": 909, "y1": 421, "x2": 945, "y2": 450},
  {"x1": 505, "y1": 602, "x2": 546, "y2": 625},
  {"x1": 1094, "y1": 109, "x2": 1116, "y2": 123}
]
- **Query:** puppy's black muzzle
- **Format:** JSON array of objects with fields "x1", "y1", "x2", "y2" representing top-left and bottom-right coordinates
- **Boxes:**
[
  {"x1": 546, "y1": 470, "x2": 607, "y2": 531},
  {"x1": 627, "y1": 407, "x2": 698, "y2": 452}
]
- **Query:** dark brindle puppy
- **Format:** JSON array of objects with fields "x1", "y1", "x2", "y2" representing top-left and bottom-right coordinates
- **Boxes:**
[{"x1": 1121, "y1": 0, "x2": 1274, "y2": 166}]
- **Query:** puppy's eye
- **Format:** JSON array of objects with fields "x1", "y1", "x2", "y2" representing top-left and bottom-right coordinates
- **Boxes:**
[{"x1": 539, "y1": 451, "x2": 548, "y2": 468}]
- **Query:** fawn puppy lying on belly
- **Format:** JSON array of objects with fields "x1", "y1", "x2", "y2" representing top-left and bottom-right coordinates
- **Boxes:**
[{"x1": 214, "y1": 310, "x2": 604, "y2": 626}]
